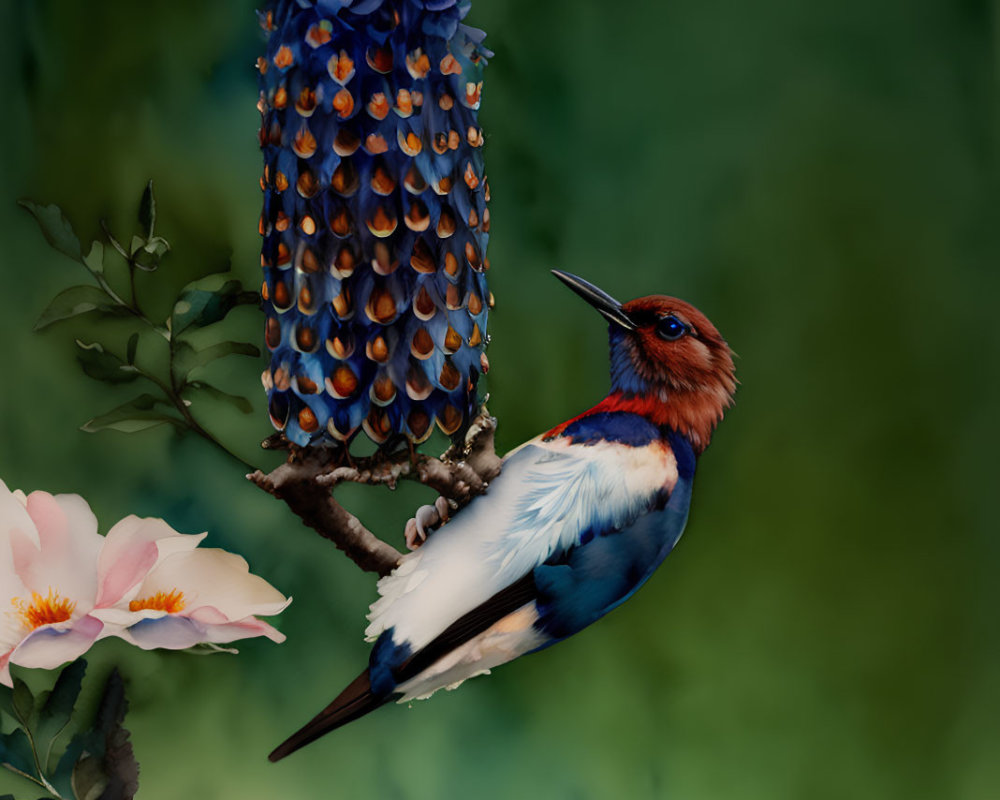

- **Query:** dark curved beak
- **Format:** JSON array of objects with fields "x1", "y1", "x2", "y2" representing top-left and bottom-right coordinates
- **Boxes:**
[{"x1": 551, "y1": 270, "x2": 636, "y2": 331}]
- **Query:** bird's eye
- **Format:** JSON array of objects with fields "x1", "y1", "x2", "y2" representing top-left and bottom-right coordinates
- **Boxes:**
[{"x1": 656, "y1": 314, "x2": 688, "y2": 341}]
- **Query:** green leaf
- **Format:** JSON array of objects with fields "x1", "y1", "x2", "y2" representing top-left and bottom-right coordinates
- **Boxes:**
[
  {"x1": 138, "y1": 180, "x2": 155, "y2": 237},
  {"x1": 142, "y1": 236, "x2": 169, "y2": 257},
  {"x1": 0, "y1": 728, "x2": 35, "y2": 778},
  {"x1": 34, "y1": 286, "x2": 124, "y2": 331},
  {"x1": 173, "y1": 340, "x2": 260, "y2": 380},
  {"x1": 126, "y1": 333, "x2": 139, "y2": 365},
  {"x1": 75, "y1": 341, "x2": 140, "y2": 385},
  {"x1": 81, "y1": 394, "x2": 182, "y2": 434},
  {"x1": 171, "y1": 275, "x2": 258, "y2": 334},
  {"x1": 18, "y1": 200, "x2": 82, "y2": 261},
  {"x1": 62, "y1": 670, "x2": 138, "y2": 800},
  {"x1": 187, "y1": 382, "x2": 253, "y2": 414},
  {"x1": 11, "y1": 678, "x2": 34, "y2": 727},
  {"x1": 128, "y1": 235, "x2": 145, "y2": 257},
  {"x1": 135, "y1": 236, "x2": 170, "y2": 272},
  {"x1": 52, "y1": 731, "x2": 86, "y2": 799},
  {"x1": 72, "y1": 755, "x2": 107, "y2": 800},
  {"x1": 82, "y1": 241, "x2": 104, "y2": 274},
  {"x1": 35, "y1": 660, "x2": 87, "y2": 769}
]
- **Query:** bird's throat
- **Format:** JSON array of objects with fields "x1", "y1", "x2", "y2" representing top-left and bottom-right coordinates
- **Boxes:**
[{"x1": 561, "y1": 390, "x2": 726, "y2": 454}]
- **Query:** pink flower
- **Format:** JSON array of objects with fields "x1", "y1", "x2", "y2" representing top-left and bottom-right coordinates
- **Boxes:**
[
  {"x1": 93, "y1": 522, "x2": 291, "y2": 649},
  {"x1": 0, "y1": 481, "x2": 104, "y2": 687},
  {"x1": 0, "y1": 480, "x2": 290, "y2": 686}
]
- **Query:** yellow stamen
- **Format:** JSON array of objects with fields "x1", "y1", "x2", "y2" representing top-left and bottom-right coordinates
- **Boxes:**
[
  {"x1": 13, "y1": 589, "x2": 76, "y2": 630},
  {"x1": 129, "y1": 589, "x2": 186, "y2": 614}
]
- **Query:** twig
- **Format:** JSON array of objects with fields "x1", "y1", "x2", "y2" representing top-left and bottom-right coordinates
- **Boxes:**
[{"x1": 247, "y1": 406, "x2": 503, "y2": 576}]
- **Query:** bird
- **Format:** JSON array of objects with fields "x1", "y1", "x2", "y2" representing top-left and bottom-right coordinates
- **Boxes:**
[{"x1": 269, "y1": 269, "x2": 737, "y2": 761}]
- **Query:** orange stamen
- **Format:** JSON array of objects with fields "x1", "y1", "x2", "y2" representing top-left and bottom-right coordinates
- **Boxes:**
[
  {"x1": 129, "y1": 589, "x2": 186, "y2": 614},
  {"x1": 14, "y1": 590, "x2": 76, "y2": 630}
]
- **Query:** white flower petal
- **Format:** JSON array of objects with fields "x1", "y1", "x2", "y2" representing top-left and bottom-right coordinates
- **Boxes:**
[
  {"x1": 0, "y1": 480, "x2": 39, "y2": 558},
  {"x1": 14, "y1": 491, "x2": 103, "y2": 604},
  {"x1": 96, "y1": 515, "x2": 205, "y2": 607},
  {"x1": 0, "y1": 652, "x2": 13, "y2": 688},
  {"x1": 204, "y1": 617, "x2": 287, "y2": 645},
  {"x1": 138, "y1": 548, "x2": 289, "y2": 621},
  {"x1": 117, "y1": 614, "x2": 285, "y2": 650},
  {"x1": 9, "y1": 615, "x2": 103, "y2": 671},
  {"x1": 52, "y1": 493, "x2": 99, "y2": 544},
  {"x1": 118, "y1": 616, "x2": 207, "y2": 650}
]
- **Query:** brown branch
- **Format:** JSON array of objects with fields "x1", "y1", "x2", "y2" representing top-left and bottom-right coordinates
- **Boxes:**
[
  {"x1": 247, "y1": 454, "x2": 403, "y2": 576},
  {"x1": 248, "y1": 406, "x2": 502, "y2": 576}
]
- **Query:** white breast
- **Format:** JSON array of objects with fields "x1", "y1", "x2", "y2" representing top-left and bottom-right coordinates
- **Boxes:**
[{"x1": 365, "y1": 435, "x2": 677, "y2": 652}]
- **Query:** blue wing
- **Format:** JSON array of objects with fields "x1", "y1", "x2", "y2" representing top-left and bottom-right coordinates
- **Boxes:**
[
  {"x1": 366, "y1": 432, "x2": 681, "y2": 649},
  {"x1": 532, "y1": 451, "x2": 693, "y2": 641}
]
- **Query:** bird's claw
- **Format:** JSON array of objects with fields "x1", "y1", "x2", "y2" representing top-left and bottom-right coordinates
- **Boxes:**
[{"x1": 404, "y1": 496, "x2": 451, "y2": 550}]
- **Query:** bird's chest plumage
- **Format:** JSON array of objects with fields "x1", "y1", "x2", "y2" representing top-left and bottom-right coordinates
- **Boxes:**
[
  {"x1": 366, "y1": 413, "x2": 693, "y2": 656},
  {"x1": 530, "y1": 428, "x2": 696, "y2": 641}
]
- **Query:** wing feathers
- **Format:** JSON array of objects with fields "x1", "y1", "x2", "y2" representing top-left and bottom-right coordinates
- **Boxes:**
[
  {"x1": 366, "y1": 438, "x2": 678, "y2": 651},
  {"x1": 394, "y1": 572, "x2": 538, "y2": 684}
]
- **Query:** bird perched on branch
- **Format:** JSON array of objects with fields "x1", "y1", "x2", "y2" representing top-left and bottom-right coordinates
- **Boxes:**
[{"x1": 270, "y1": 270, "x2": 736, "y2": 761}]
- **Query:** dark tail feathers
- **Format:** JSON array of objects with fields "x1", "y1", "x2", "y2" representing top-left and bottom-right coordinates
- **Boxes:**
[{"x1": 269, "y1": 669, "x2": 388, "y2": 761}]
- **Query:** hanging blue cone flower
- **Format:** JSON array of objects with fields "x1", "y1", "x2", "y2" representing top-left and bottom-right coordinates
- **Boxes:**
[{"x1": 257, "y1": 0, "x2": 492, "y2": 448}]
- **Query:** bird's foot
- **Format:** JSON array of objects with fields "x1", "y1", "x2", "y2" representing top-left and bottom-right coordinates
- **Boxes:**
[{"x1": 404, "y1": 496, "x2": 451, "y2": 550}]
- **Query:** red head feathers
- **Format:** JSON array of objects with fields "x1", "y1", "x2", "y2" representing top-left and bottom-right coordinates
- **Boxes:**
[{"x1": 552, "y1": 272, "x2": 736, "y2": 452}]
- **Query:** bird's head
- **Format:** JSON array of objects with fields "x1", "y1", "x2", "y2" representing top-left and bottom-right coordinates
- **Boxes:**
[{"x1": 553, "y1": 270, "x2": 736, "y2": 451}]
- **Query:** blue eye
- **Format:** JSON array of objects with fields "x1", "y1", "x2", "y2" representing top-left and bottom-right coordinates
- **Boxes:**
[{"x1": 656, "y1": 314, "x2": 688, "y2": 341}]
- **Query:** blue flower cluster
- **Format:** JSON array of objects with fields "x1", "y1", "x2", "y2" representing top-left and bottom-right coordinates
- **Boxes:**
[{"x1": 258, "y1": 0, "x2": 491, "y2": 447}]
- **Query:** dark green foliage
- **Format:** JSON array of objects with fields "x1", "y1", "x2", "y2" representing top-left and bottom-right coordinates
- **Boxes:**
[
  {"x1": 34, "y1": 288, "x2": 129, "y2": 332},
  {"x1": 17, "y1": 201, "x2": 82, "y2": 262},
  {"x1": 20, "y1": 182, "x2": 261, "y2": 467},
  {"x1": 169, "y1": 276, "x2": 257, "y2": 336},
  {"x1": 74, "y1": 342, "x2": 141, "y2": 385},
  {"x1": 80, "y1": 394, "x2": 182, "y2": 435},
  {"x1": 0, "y1": 662, "x2": 137, "y2": 800},
  {"x1": 55, "y1": 671, "x2": 138, "y2": 800}
]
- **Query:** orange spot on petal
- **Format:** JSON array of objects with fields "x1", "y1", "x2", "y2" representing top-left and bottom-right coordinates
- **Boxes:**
[
  {"x1": 440, "y1": 53, "x2": 462, "y2": 75},
  {"x1": 406, "y1": 50, "x2": 431, "y2": 79},
  {"x1": 367, "y1": 92, "x2": 390, "y2": 120},
  {"x1": 364, "y1": 134, "x2": 388, "y2": 154},
  {"x1": 329, "y1": 50, "x2": 355, "y2": 84},
  {"x1": 332, "y1": 88, "x2": 355, "y2": 119},
  {"x1": 305, "y1": 21, "x2": 332, "y2": 48},
  {"x1": 274, "y1": 46, "x2": 294, "y2": 70},
  {"x1": 395, "y1": 89, "x2": 413, "y2": 117},
  {"x1": 292, "y1": 126, "x2": 317, "y2": 158},
  {"x1": 464, "y1": 162, "x2": 479, "y2": 189}
]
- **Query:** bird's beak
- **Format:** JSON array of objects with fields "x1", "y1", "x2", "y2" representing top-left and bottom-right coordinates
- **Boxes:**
[{"x1": 551, "y1": 270, "x2": 636, "y2": 331}]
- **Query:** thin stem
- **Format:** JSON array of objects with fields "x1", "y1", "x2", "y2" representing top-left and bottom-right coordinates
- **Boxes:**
[
  {"x1": 2, "y1": 763, "x2": 58, "y2": 796},
  {"x1": 96, "y1": 220, "x2": 168, "y2": 339},
  {"x1": 128, "y1": 260, "x2": 138, "y2": 310},
  {"x1": 16, "y1": 723, "x2": 66, "y2": 800},
  {"x1": 128, "y1": 359, "x2": 257, "y2": 472}
]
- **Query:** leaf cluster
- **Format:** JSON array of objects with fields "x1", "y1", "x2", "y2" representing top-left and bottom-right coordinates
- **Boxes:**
[
  {"x1": 0, "y1": 662, "x2": 137, "y2": 800},
  {"x1": 20, "y1": 183, "x2": 260, "y2": 465}
]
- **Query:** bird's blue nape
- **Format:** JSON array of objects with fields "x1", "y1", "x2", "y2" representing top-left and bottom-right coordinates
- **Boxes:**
[
  {"x1": 608, "y1": 327, "x2": 650, "y2": 394},
  {"x1": 559, "y1": 412, "x2": 660, "y2": 446}
]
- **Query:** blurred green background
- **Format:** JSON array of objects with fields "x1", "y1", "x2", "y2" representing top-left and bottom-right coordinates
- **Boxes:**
[{"x1": 1, "y1": 0, "x2": 997, "y2": 798}]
